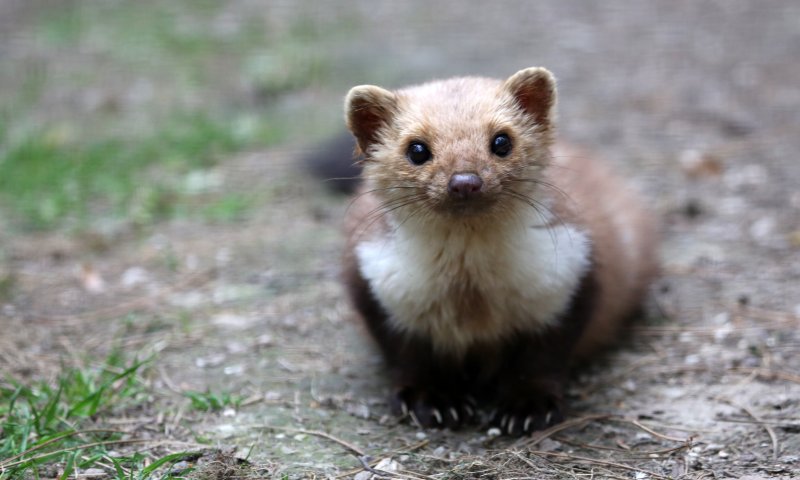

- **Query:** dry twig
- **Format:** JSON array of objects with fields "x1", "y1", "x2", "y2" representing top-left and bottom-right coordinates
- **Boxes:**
[
  {"x1": 616, "y1": 417, "x2": 693, "y2": 443},
  {"x1": 334, "y1": 439, "x2": 430, "y2": 479},
  {"x1": 519, "y1": 413, "x2": 609, "y2": 448},
  {"x1": 257, "y1": 425, "x2": 365, "y2": 456},
  {"x1": 528, "y1": 450, "x2": 669, "y2": 479},
  {"x1": 731, "y1": 367, "x2": 800, "y2": 385},
  {"x1": 717, "y1": 397, "x2": 780, "y2": 460}
]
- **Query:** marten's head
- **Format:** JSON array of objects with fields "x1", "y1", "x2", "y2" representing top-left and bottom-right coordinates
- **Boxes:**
[{"x1": 345, "y1": 67, "x2": 557, "y2": 223}]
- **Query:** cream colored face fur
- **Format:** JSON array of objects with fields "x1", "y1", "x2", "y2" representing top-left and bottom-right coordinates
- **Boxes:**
[
  {"x1": 346, "y1": 68, "x2": 591, "y2": 355},
  {"x1": 348, "y1": 70, "x2": 556, "y2": 222}
]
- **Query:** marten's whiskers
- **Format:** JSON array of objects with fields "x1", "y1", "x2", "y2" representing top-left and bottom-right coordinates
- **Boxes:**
[
  {"x1": 354, "y1": 191, "x2": 427, "y2": 242},
  {"x1": 502, "y1": 189, "x2": 561, "y2": 251}
]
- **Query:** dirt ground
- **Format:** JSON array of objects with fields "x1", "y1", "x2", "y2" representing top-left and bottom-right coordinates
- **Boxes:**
[{"x1": 2, "y1": 1, "x2": 800, "y2": 478}]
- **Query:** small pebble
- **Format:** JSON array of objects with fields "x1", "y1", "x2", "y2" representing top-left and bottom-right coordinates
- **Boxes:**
[
  {"x1": 679, "y1": 149, "x2": 723, "y2": 178},
  {"x1": 169, "y1": 461, "x2": 190, "y2": 474},
  {"x1": 347, "y1": 403, "x2": 370, "y2": 419},
  {"x1": 195, "y1": 353, "x2": 226, "y2": 368},
  {"x1": 375, "y1": 457, "x2": 399, "y2": 472},
  {"x1": 121, "y1": 267, "x2": 149, "y2": 288},
  {"x1": 749, "y1": 217, "x2": 775, "y2": 240},
  {"x1": 538, "y1": 438, "x2": 561, "y2": 452},
  {"x1": 264, "y1": 391, "x2": 281, "y2": 401},
  {"x1": 622, "y1": 379, "x2": 637, "y2": 392},
  {"x1": 81, "y1": 468, "x2": 107, "y2": 478}
]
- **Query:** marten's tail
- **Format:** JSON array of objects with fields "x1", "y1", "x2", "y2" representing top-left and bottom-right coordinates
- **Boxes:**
[{"x1": 302, "y1": 133, "x2": 362, "y2": 194}]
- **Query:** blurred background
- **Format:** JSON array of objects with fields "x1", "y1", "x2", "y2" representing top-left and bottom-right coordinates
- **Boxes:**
[
  {"x1": 1, "y1": 1, "x2": 799, "y2": 477},
  {"x1": 2, "y1": 0, "x2": 798, "y2": 232}
]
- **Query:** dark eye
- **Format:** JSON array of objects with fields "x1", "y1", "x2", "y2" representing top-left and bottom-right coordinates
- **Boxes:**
[
  {"x1": 407, "y1": 142, "x2": 432, "y2": 165},
  {"x1": 491, "y1": 133, "x2": 512, "y2": 157}
]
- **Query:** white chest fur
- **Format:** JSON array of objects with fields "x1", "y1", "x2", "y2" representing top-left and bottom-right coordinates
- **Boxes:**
[{"x1": 355, "y1": 213, "x2": 591, "y2": 355}]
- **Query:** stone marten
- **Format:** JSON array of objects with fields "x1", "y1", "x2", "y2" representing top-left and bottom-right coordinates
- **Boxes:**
[{"x1": 339, "y1": 67, "x2": 659, "y2": 435}]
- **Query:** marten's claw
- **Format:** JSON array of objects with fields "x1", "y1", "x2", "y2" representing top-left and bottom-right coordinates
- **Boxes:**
[
  {"x1": 491, "y1": 399, "x2": 563, "y2": 436},
  {"x1": 391, "y1": 387, "x2": 477, "y2": 429}
]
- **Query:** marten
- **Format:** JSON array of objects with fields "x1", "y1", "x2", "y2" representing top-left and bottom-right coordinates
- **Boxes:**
[{"x1": 337, "y1": 67, "x2": 659, "y2": 436}]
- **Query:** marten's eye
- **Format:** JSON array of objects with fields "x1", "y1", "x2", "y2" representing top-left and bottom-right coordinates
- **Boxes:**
[
  {"x1": 491, "y1": 134, "x2": 512, "y2": 157},
  {"x1": 407, "y1": 142, "x2": 432, "y2": 165}
]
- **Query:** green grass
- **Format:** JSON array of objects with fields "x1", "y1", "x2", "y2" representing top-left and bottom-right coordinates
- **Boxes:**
[
  {"x1": 184, "y1": 390, "x2": 243, "y2": 412},
  {"x1": 32, "y1": 0, "x2": 337, "y2": 94},
  {"x1": 0, "y1": 352, "x2": 198, "y2": 479},
  {"x1": 200, "y1": 194, "x2": 252, "y2": 223},
  {"x1": 0, "y1": 1, "x2": 349, "y2": 231},
  {"x1": 0, "y1": 113, "x2": 283, "y2": 230}
]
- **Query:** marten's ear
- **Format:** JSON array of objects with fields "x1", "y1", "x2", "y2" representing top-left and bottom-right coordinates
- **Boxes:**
[
  {"x1": 345, "y1": 85, "x2": 397, "y2": 154},
  {"x1": 503, "y1": 67, "x2": 557, "y2": 127}
]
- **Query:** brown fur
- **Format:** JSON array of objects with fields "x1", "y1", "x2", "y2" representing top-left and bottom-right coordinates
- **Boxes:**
[
  {"x1": 343, "y1": 141, "x2": 658, "y2": 356},
  {"x1": 340, "y1": 67, "x2": 659, "y2": 435},
  {"x1": 547, "y1": 143, "x2": 660, "y2": 355},
  {"x1": 345, "y1": 72, "x2": 555, "y2": 229}
]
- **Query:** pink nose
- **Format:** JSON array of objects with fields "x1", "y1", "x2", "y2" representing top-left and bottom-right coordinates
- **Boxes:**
[{"x1": 448, "y1": 173, "x2": 483, "y2": 199}]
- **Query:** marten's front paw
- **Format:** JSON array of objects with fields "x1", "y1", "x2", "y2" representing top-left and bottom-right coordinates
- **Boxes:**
[
  {"x1": 391, "y1": 387, "x2": 477, "y2": 429},
  {"x1": 491, "y1": 397, "x2": 564, "y2": 436}
]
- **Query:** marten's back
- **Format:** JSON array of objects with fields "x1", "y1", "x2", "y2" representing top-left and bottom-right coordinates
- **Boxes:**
[{"x1": 548, "y1": 143, "x2": 659, "y2": 355}]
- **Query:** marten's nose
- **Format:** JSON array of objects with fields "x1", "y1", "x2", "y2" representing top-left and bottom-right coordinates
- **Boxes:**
[{"x1": 448, "y1": 173, "x2": 483, "y2": 200}]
